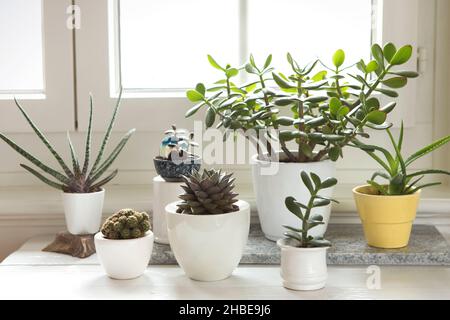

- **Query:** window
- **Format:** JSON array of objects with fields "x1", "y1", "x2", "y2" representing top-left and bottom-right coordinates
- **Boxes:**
[{"x1": 0, "y1": 0, "x2": 75, "y2": 132}]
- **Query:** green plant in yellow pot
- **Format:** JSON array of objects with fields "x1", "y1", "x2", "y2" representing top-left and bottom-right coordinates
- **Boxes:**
[{"x1": 352, "y1": 123, "x2": 450, "y2": 248}]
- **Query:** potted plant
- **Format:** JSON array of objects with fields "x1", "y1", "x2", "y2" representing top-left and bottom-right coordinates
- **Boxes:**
[
  {"x1": 165, "y1": 169, "x2": 250, "y2": 281},
  {"x1": 185, "y1": 43, "x2": 419, "y2": 240},
  {"x1": 154, "y1": 124, "x2": 201, "y2": 182},
  {"x1": 95, "y1": 208, "x2": 153, "y2": 279},
  {"x1": 0, "y1": 92, "x2": 134, "y2": 235},
  {"x1": 278, "y1": 171, "x2": 338, "y2": 291},
  {"x1": 352, "y1": 123, "x2": 450, "y2": 248}
]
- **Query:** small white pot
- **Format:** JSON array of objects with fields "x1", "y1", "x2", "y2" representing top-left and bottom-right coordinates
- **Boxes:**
[
  {"x1": 94, "y1": 231, "x2": 154, "y2": 280},
  {"x1": 277, "y1": 239, "x2": 328, "y2": 291},
  {"x1": 165, "y1": 200, "x2": 250, "y2": 282},
  {"x1": 251, "y1": 153, "x2": 336, "y2": 241},
  {"x1": 62, "y1": 189, "x2": 105, "y2": 235}
]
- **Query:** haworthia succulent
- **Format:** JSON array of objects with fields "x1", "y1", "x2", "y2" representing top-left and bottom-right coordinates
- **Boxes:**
[
  {"x1": 20, "y1": 164, "x2": 65, "y2": 190},
  {"x1": 67, "y1": 131, "x2": 81, "y2": 176},
  {"x1": 81, "y1": 94, "x2": 94, "y2": 176}
]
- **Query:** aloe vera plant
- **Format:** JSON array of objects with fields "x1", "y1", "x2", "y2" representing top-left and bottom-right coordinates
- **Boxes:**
[
  {"x1": 352, "y1": 122, "x2": 450, "y2": 195},
  {"x1": 0, "y1": 92, "x2": 135, "y2": 193},
  {"x1": 284, "y1": 171, "x2": 338, "y2": 248},
  {"x1": 186, "y1": 43, "x2": 418, "y2": 163}
]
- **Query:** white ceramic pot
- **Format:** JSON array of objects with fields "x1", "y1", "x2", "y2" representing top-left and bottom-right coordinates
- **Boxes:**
[
  {"x1": 62, "y1": 189, "x2": 105, "y2": 235},
  {"x1": 251, "y1": 153, "x2": 336, "y2": 241},
  {"x1": 165, "y1": 200, "x2": 250, "y2": 282},
  {"x1": 277, "y1": 238, "x2": 328, "y2": 291},
  {"x1": 94, "y1": 231, "x2": 154, "y2": 280}
]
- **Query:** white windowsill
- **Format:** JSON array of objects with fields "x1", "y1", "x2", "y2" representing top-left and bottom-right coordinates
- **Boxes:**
[{"x1": 0, "y1": 184, "x2": 449, "y2": 225}]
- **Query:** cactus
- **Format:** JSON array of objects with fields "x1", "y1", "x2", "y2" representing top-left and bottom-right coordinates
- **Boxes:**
[
  {"x1": 177, "y1": 169, "x2": 239, "y2": 215},
  {"x1": 101, "y1": 209, "x2": 151, "y2": 239},
  {"x1": 159, "y1": 124, "x2": 198, "y2": 163},
  {"x1": 0, "y1": 89, "x2": 135, "y2": 193}
]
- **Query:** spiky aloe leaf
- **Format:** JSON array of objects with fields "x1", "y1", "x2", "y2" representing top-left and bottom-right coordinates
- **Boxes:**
[
  {"x1": 66, "y1": 131, "x2": 80, "y2": 176},
  {"x1": 20, "y1": 164, "x2": 65, "y2": 190},
  {"x1": 90, "y1": 89, "x2": 123, "y2": 175},
  {"x1": 406, "y1": 169, "x2": 450, "y2": 179},
  {"x1": 0, "y1": 133, "x2": 70, "y2": 184},
  {"x1": 14, "y1": 98, "x2": 73, "y2": 178},
  {"x1": 81, "y1": 95, "x2": 94, "y2": 176},
  {"x1": 88, "y1": 128, "x2": 135, "y2": 184},
  {"x1": 90, "y1": 169, "x2": 118, "y2": 191},
  {"x1": 405, "y1": 135, "x2": 450, "y2": 167}
]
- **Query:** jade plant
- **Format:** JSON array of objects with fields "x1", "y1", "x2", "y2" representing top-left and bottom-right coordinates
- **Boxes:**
[
  {"x1": 352, "y1": 123, "x2": 450, "y2": 195},
  {"x1": 157, "y1": 124, "x2": 198, "y2": 162},
  {"x1": 0, "y1": 92, "x2": 135, "y2": 193},
  {"x1": 284, "y1": 171, "x2": 338, "y2": 247},
  {"x1": 185, "y1": 43, "x2": 419, "y2": 163},
  {"x1": 101, "y1": 209, "x2": 151, "y2": 239},
  {"x1": 177, "y1": 169, "x2": 239, "y2": 215}
]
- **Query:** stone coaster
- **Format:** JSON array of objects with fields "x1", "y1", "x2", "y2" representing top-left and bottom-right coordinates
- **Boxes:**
[{"x1": 150, "y1": 224, "x2": 450, "y2": 266}]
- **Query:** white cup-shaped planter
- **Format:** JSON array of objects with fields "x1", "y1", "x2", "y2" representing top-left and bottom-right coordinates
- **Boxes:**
[
  {"x1": 94, "y1": 231, "x2": 154, "y2": 280},
  {"x1": 277, "y1": 239, "x2": 328, "y2": 291},
  {"x1": 165, "y1": 200, "x2": 250, "y2": 282},
  {"x1": 62, "y1": 189, "x2": 105, "y2": 235}
]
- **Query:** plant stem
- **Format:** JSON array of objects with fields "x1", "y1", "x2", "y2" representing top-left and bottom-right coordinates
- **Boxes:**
[{"x1": 302, "y1": 190, "x2": 316, "y2": 247}]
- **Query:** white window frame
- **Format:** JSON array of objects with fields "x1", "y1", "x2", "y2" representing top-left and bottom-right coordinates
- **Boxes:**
[
  {"x1": 0, "y1": 0, "x2": 75, "y2": 133},
  {"x1": 74, "y1": 0, "x2": 420, "y2": 132}
]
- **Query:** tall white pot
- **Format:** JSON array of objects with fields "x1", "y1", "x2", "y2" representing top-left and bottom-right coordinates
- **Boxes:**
[
  {"x1": 62, "y1": 189, "x2": 105, "y2": 235},
  {"x1": 251, "y1": 153, "x2": 336, "y2": 241},
  {"x1": 165, "y1": 200, "x2": 250, "y2": 282}
]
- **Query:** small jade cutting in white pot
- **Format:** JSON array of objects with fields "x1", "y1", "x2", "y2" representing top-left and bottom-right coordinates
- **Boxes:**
[
  {"x1": 277, "y1": 170, "x2": 338, "y2": 291},
  {"x1": 0, "y1": 90, "x2": 135, "y2": 235},
  {"x1": 165, "y1": 169, "x2": 250, "y2": 282},
  {"x1": 95, "y1": 209, "x2": 154, "y2": 280}
]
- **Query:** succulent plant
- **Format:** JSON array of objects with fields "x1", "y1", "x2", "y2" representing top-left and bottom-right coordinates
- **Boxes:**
[
  {"x1": 284, "y1": 171, "x2": 338, "y2": 248},
  {"x1": 352, "y1": 122, "x2": 450, "y2": 195},
  {"x1": 177, "y1": 169, "x2": 239, "y2": 215},
  {"x1": 101, "y1": 208, "x2": 151, "y2": 239},
  {"x1": 0, "y1": 91, "x2": 135, "y2": 193},
  {"x1": 158, "y1": 124, "x2": 198, "y2": 163},
  {"x1": 186, "y1": 43, "x2": 418, "y2": 163}
]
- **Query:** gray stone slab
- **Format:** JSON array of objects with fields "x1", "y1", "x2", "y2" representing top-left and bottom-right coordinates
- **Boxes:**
[{"x1": 150, "y1": 224, "x2": 450, "y2": 266}]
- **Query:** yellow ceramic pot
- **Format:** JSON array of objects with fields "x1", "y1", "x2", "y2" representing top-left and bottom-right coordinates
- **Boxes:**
[{"x1": 353, "y1": 185, "x2": 421, "y2": 249}]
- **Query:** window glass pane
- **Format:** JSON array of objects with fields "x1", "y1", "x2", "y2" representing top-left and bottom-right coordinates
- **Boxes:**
[
  {"x1": 118, "y1": 0, "x2": 240, "y2": 90},
  {"x1": 247, "y1": 0, "x2": 373, "y2": 71},
  {"x1": 0, "y1": 0, "x2": 44, "y2": 92}
]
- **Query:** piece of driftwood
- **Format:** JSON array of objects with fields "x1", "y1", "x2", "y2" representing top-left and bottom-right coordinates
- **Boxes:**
[{"x1": 43, "y1": 232, "x2": 96, "y2": 258}]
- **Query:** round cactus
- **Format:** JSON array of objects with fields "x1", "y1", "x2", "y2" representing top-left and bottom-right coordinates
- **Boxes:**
[{"x1": 101, "y1": 208, "x2": 151, "y2": 239}]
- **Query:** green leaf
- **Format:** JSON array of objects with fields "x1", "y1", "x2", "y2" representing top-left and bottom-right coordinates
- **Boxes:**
[
  {"x1": 365, "y1": 97, "x2": 380, "y2": 110},
  {"x1": 66, "y1": 131, "x2": 80, "y2": 176},
  {"x1": 380, "y1": 102, "x2": 397, "y2": 114},
  {"x1": 264, "y1": 54, "x2": 272, "y2": 69},
  {"x1": 312, "y1": 70, "x2": 327, "y2": 82},
  {"x1": 405, "y1": 135, "x2": 450, "y2": 166},
  {"x1": 185, "y1": 102, "x2": 206, "y2": 117},
  {"x1": 332, "y1": 49, "x2": 345, "y2": 68},
  {"x1": 406, "y1": 169, "x2": 450, "y2": 179},
  {"x1": 390, "y1": 45, "x2": 413, "y2": 65},
  {"x1": 389, "y1": 71, "x2": 419, "y2": 78},
  {"x1": 321, "y1": 177, "x2": 338, "y2": 189},
  {"x1": 245, "y1": 63, "x2": 259, "y2": 74},
  {"x1": 186, "y1": 89, "x2": 204, "y2": 102},
  {"x1": 279, "y1": 130, "x2": 305, "y2": 141},
  {"x1": 375, "y1": 88, "x2": 399, "y2": 98},
  {"x1": 304, "y1": 96, "x2": 328, "y2": 104},
  {"x1": 328, "y1": 146, "x2": 340, "y2": 161},
  {"x1": 382, "y1": 77, "x2": 408, "y2": 89},
  {"x1": 371, "y1": 44, "x2": 385, "y2": 70},
  {"x1": 205, "y1": 107, "x2": 216, "y2": 128},
  {"x1": 309, "y1": 239, "x2": 331, "y2": 247},
  {"x1": 310, "y1": 173, "x2": 322, "y2": 189},
  {"x1": 367, "y1": 110, "x2": 387, "y2": 125},
  {"x1": 195, "y1": 83, "x2": 206, "y2": 96},
  {"x1": 301, "y1": 171, "x2": 315, "y2": 194},
  {"x1": 313, "y1": 199, "x2": 331, "y2": 207},
  {"x1": 272, "y1": 72, "x2": 296, "y2": 89},
  {"x1": 225, "y1": 68, "x2": 239, "y2": 78},
  {"x1": 82, "y1": 95, "x2": 94, "y2": 176},
  {"x1": 366, "y1": 60, "x2": 379, "y2": 73},
  {"x1": 285, "y1": 196, "x2": 303, "y2": 219},
  {"x1": 329, "y1": 97, "x2": 342, "y2": 116},
  {"x1": 299, "y1": 143, "x2": 313, "y2": 158},
  {"x1": 383, "y1": 43, "x2": 397, "y2": 63},
  {"x1": 275, "y1": 116, "x2": 295, "y2": 126},
  {"x1": 283, "y1": 225, "x2": 302, "y2": 233},
  {"x1": 20, "y1": 164, "x2": 65, "y2": 191},
  {"x1": 310, "y1": 214, "x2": 324, "y2": 222},
  {"x1": 207, "y1": 55, "x2": 224, "y2": 71},
  {"x1": 322, "y1": 134, "x2": 345, "y2": 142},
  {"x1": 90, "y1": 169, "x2": 119, "y2": 191}
]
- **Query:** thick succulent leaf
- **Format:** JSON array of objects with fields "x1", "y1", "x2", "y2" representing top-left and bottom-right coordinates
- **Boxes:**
[
  {"x1": 90, "y1": 169, "x2": 118, "y2": 191},
  {"x1": 82, "y1": 95, "x2": 94, "y2": 176},
  {"x1": 66, "y1": 131, "x2": 80, "y2": 176},
  {"x1": 301, "y1": 171, "x2": 315, "y2": 194},
  {"x1": 20, "y1": 164, "x2": 65, "y2": 191},
  {"x1": 90, "y1": 89, "x2": 123, "y2": 175},
  {"x1": 309, "y1": 239, "x2": 331, "y2": 248},
  {"x1": 320, "y1": 177, "x2": 338, "y2": 189},
  {"x1": 0, "y1": 132, "x2": 69, "y2": 184},
  {"x1": 14, "y1": 98, "x2": 73, "y2": 178},
  {"x1": 285, "y1": 196, "x2": 303, "y2": 219}
]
